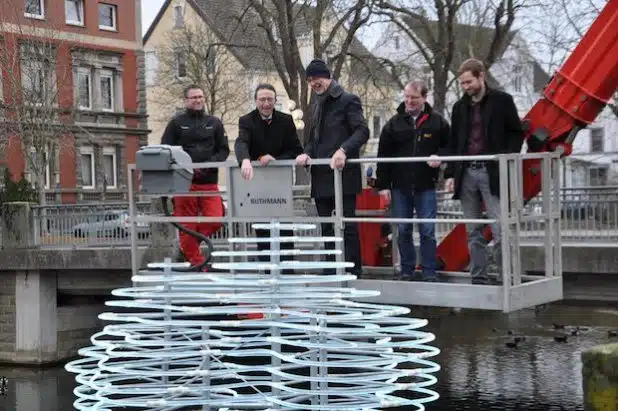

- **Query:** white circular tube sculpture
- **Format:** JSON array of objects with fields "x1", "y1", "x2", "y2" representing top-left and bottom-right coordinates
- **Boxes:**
[{"x1": 66, "y1": 222, "x2": 440, "y2": 410}]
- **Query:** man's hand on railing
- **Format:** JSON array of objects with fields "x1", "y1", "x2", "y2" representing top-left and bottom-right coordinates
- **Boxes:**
[
  {"x1": 259, "y1": 154, "x2": 275, "y2": 166},
  {"x1": 295, "y1": 153, "x2": 311, "y2": 167},
  {"x1": 240, "y1": 159, "x2": 253, "y2": 180},
  {"x1": 444, "y1": 178, "x2": 454, "y2": 193},
  {"x1": 378, "y1": 189, "x2": 391, "y2": 203},
  {"x1": 330, "y1": 148, "x2": 346, "y2": 170},
  {"x1": 427, "y1": 154, "x2": 441, "y2": 168}
]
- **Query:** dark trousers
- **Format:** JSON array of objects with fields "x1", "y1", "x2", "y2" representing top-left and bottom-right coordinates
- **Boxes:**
[
  {"x1": 255, "y1": 228, "x2": 294, "y2": 274},
  {"x1": 314, "y1": 195, "x2": 362, "y2": 276}
]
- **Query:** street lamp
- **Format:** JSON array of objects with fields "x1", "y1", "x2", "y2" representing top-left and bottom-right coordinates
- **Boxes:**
[{"x1": 289, "y1": 100, "x2": 304, "y2": 130}]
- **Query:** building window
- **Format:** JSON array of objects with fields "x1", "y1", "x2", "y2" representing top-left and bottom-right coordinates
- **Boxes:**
[
  {"x1": 28, "y1": 147, "x2": 51, "y2": 189},
  {"x1": 176, "y1": 51, "x2": 186, "y2": 78},
  {"x1": 145, "y1": 51, "x2": 158, "y2": 86},
  {"x1": 173, "y1": 5, "x2": 184, "y2": 29},
  {"x1": 590, "y1": 127, "x2": 604, "y2": 153},
  {"x1": 589, "y1": 167, "x2": 608, "y2": 186},
  {"x1": 65, "y1": 0, "x2": 84, "y2": 26},
  {"x1": 21, "y1": 59, "x2": 54, "y2": 103},
  {"x1": 99, "y1": 3, "x2": 117, "y2": 31},
  {"x1": 372, "y1": 115, "x2": 381, "y2": 139},
  {"x1": 206, "y1": 49, "x2": 216, "y2": 76},
  {"x1": 512, "y1": 64, "x2": 523, "y2": 93},
  {"x1": 103, "y1": 147, "x2": 117, "y2": 189},
  {"x1": 80, "y1": 147, "x2": 95, "y2": 189},
  {"x1": 77, "y1": 67, "x2": 92, "y2": 110},
  {"x1": 100, "y1": 69, "x2": 114, "y2": 111},
  {"x1": 25, "y1": 0, "x2": 44, "y2": 19}
]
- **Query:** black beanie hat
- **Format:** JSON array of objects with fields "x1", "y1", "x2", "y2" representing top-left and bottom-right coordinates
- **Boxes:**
[{"x1": 305, "y1": 58, "x2": 331, "y2": 79}]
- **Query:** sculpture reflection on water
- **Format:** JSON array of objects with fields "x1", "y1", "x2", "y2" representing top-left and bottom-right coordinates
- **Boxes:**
[{"x1": 65, "y1": 222, "x2": 441, "y2": 410}]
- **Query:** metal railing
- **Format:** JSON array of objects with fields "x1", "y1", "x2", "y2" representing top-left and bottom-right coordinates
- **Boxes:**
[
  {"x1": 125, "y1": 153, "x2": 563, "y2": 312},
  {"x1": 4, "y1": 174, "x2": 618, "y2": 248}
]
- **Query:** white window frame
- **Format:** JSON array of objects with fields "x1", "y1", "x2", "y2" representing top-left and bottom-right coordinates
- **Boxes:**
[
  {"x1": 173, "y1": 5, "x2": 184, "y2": 29},
  {"x1": 80, "y1": 147, "x2": 95, "y2": 189},
  {"x1": 28, "y1": 146, "x2": 51, "y2": 189},
  {"x1": 98, "y1": 3, "x2": 117, "y2": 31},
  {"x1": 24, "y1": 0, "x2": 45, "y2": 19},
  {"x1": 102, "y1": 147, "x2": 117, "y2": 189},
  {"x1": 65, "y1": 0, "x2": 85, "y2": 26},
  {"x1": 100, "y1": 69, "x2": 115, "y2": 112},
  {"x1": 77, "y1": 67, "x2": 92, "y2": 110},
  {"x1": 176, "y1": 51, "x2": 186, "y2": 78}
]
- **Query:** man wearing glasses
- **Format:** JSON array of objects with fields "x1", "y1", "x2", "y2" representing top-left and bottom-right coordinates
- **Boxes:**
[
  {"x1": 161, "y1": 85, "x2": 230, "y2": 270},
  {"x1": 235, "y1": 83, "x2": 303, "y2": 272}
]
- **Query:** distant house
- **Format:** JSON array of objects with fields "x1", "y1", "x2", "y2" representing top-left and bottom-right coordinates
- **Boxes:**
[{"x1": 143, "y1": 0, "x2": 397, "y2": 155}]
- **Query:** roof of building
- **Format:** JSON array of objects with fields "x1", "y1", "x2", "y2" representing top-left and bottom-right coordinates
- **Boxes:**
[{"x1": 144, "y1": 0, "x2": 393, "y2": 85}]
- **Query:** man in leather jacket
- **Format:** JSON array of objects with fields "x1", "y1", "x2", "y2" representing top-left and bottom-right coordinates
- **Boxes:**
[{"x1": 161, "y1": 85, "x2": 230, "y2": 269}]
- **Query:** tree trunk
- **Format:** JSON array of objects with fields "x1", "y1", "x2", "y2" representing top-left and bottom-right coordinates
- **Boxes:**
[{"x1": 432, "y1": 67, "x2": 449, "y2": 116}]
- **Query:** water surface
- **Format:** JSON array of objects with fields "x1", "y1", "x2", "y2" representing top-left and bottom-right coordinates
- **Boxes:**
[{"x1": 0, "y1": 303, "x2": 616, "y2": 410}]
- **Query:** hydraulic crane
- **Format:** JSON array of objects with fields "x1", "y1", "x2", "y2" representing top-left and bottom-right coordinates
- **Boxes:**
[{"x1": 436, "y1": 0, "x2": 618, "y2": 272}]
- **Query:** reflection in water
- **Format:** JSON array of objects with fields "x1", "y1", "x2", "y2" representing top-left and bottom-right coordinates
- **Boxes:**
[{"x1": 0, "y1": 303, "x2": 616, "y2": 411}]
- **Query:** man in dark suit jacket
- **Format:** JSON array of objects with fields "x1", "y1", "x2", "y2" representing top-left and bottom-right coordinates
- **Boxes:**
[
  {"x1": 235, "y1": 83, "x2": 303, "y2": 271},
  {"x1": 295, "y1": 59, "x2": 370, "y2": 276},
  {"x1": 443, "y1": 58, "x2": 524, "y2": 285}
]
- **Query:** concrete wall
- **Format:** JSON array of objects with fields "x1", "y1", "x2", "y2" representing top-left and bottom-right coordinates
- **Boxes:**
[{"x1": 0, "y1": 269, "x2": 127, "y2": 365}]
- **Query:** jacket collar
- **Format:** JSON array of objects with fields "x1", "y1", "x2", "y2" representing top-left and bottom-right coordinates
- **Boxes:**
[
  {"x1": 396, "y1": 101, "x2": 433, "y2": 117},
  {"x1": 253, "y1": 108, "x2": 277, "y2": 120},
  {"x1": 326, "y1": 80, "x2": 344, "y2": 99}
]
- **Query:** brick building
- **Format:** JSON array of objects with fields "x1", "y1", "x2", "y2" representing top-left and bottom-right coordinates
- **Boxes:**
[{"x1": 0, "y1": 0, "x2": 148, "y2": 203}]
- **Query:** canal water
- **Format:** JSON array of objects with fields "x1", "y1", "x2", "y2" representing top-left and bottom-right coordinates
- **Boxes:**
[{"x1": 0, "y1": 302, "x2": 616, "y2": 410}]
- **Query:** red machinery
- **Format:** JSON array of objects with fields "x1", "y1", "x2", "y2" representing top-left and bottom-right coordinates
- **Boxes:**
[{"x1": 436, "y1": 0, "x2": 618, "y2": 272}]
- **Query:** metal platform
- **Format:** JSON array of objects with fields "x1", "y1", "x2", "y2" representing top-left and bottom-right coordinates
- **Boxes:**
[
  {"x1": 128, "y1": 152, "x2": 564, "y2": 314},
  {"x1": 348, "y1": 276, "x2": 563, "y2": 312}
]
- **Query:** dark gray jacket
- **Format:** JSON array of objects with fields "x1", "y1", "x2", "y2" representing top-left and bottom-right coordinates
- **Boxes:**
[{"x1": 304, "y1": 81, "x2": 370, "y2": 198}]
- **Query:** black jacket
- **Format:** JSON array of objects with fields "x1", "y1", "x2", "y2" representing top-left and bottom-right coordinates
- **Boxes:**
[
  {"x1": 234, "y1": 109, "x2": 303, "y2": 163},
  {"x1": 160, "y1": 108, "x2": 230, "y2": 184},
  {"x1": 444, "y1": 87, "x2": 524, "y2": 199},
  {"x1": 304, "y1": 81, "x2": 370, "y2": 198},
  {"x1": 376, "y1": 102, "x2": 450, "y2": 192}
]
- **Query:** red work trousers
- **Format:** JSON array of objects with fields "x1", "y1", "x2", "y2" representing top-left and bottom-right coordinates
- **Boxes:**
[{"x1": 173, "y1": 183, "x2": 223, "y2": 266}]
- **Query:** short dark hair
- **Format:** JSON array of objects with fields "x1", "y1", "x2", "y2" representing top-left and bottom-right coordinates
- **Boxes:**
[
  {"x1": 458, "y1": 58, "x2": 485, "y2": 77},
  {"x1": 183, "y1": 84, "x2": 203, "y2": 98},
  {"x1": 254, "y1": 83, "x2": 277, "y2": 100}
]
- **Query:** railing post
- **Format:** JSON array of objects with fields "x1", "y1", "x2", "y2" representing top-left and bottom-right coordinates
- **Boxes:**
[
  {"x1": 551, "y1": 154, "x2": 563, "y2": 277},
  {"x1": 541, "y1": 153, "x2": 554, "y2": 278},
  {"x1": 333, "y1": 168, "x2": 345, "y2": 276},
  {"x1": 498, "y1": 155, "x2": 512, "y2": 312},
  {"x1": 224, "y1": 164, "x2": 236, "y2": 274},
  {"x1": 507, "y1": 154, "x2": 524, "y2": 286}
]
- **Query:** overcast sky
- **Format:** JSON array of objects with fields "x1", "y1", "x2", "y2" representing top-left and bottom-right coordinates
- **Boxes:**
[{"x1": 142, "y1": 0, "x2": 165, "y2": 34}]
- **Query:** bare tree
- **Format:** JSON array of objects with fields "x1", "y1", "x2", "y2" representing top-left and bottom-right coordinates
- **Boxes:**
[
  {"x1": 376, "y1": 0, "x2": 519, "y2": 115},
  {"x1": 150, "y1": 24, "x2": 248, "y2": 125},
  {"x1": 0, "y1": 1, "x2": 83, "y2": 205},
  {"x1": 237, "y1": 0, "x2": 376, "y2": 142}
]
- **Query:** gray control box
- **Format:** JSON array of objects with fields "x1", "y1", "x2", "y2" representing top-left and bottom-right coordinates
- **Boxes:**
[{"x1": 135, "y1": 145, "x2": 193, "y2": 194}]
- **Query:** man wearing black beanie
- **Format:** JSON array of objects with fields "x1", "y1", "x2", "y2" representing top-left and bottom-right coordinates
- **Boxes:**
[{"x1": 296, "y1": 58, "x2": 369, "y2": 277}]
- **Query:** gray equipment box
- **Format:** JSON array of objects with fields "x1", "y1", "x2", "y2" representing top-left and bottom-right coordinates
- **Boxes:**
[{"x1": 135, "y1": 145, "x2": 193, "y2": 194}]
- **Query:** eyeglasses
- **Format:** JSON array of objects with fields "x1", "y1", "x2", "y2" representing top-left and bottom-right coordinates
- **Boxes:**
[
  {"x1": 186, "y1": 95, "x2": 204, "y2": 100},
  {"x1": 257, "y1": 97, "x2": 275, "y2": 103}
]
